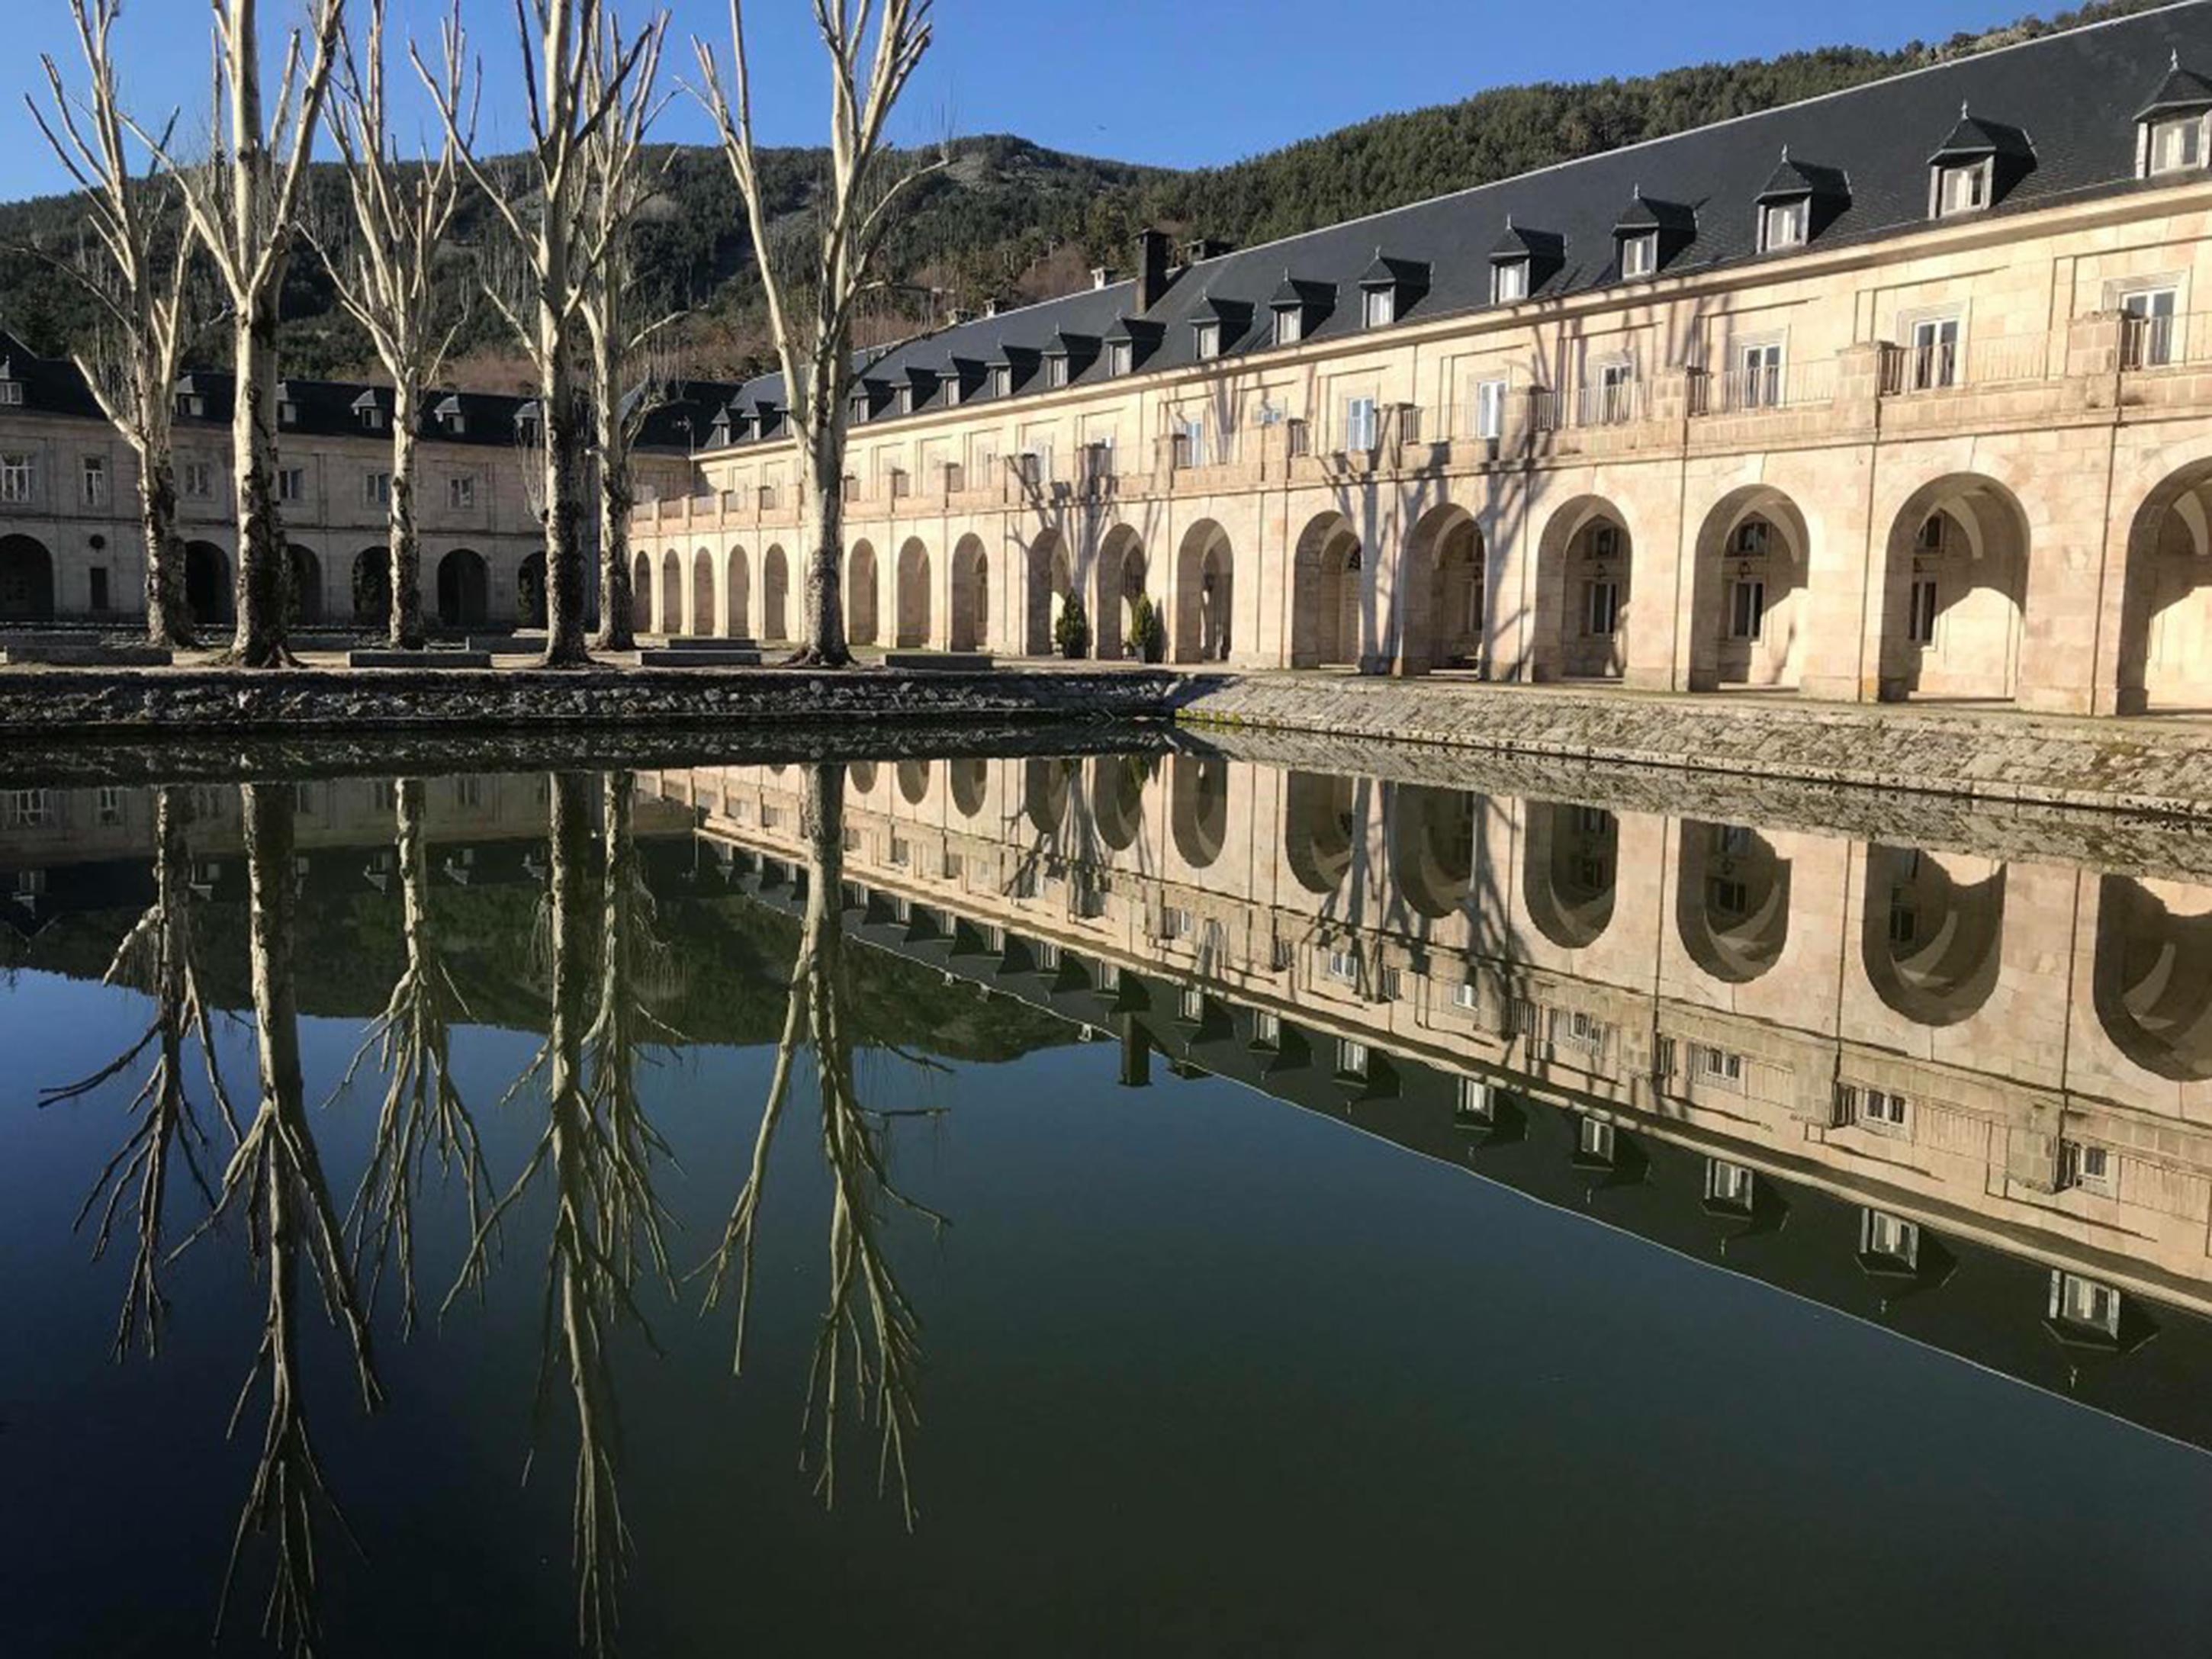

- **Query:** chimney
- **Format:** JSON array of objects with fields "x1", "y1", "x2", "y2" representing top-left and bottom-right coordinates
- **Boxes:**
[{"x1": 1137, "y1": 228, "x2": 1171, "y2": 310}]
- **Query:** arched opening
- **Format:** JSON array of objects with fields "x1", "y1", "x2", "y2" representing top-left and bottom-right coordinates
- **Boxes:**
[
  {"x1": 1088, "y1": 755, "x2": 1146, "y2": 852},
  {"x1": 351, "y1": 547, "x2": 391, "y2": 631},
  {"x1": 2117, "y1": 460, "x2": 2212, "y2": 712},
  {"x1": 1284, "y1": 770, "x2": 1356, "y2": 895},
  {"x1": 950, "y1": 757, "x2": 987, "y2": 818},
  {"x1": 1095, "y1": 526, "x2": 1146, "y2": 660},
  {"x1": 0, "y1": 535, "x2": 56, "y2": 622},
  {"x1": 1388, "y1": 784, "x2": 1474, "y2": 920},
  {"x1": 2094, "y1": 876, "x2": 2212, "y2": 1080},
  {"x1": 1689, "y1": 487, "x2": 1809, "y2": 690},
  {"x1": 726, "y1": 545, "x2": 751, "y2": 638},
  {"x1": 1532, "y1": 498, "x2": 1632, "y2": 681},
  {"x1": 763, "y1": 545, "x2": 789, "y2": 641},
  {"x1": 950, "y1": 534, "x2": 989, "y2": 651},
  {"x1": 1170, "y1": 755, "x2": 1228, "y2": 870},
  {"x1": 185, "y1": 541, "x2": 231, "y2": 628},
  {"x1": 1523, "y1": 801, "x2": 1616, "y2": 950},
  {"x1": 1291, "y1": 511, "x2": 1365, "y2": 669},
  {"x1": 1024, "y1": 757, "x2": 1071, "y2": 839},
  {"x1": 897, "y1": 760, "x2": 931, "y2": 805},
  {"x1": 659, "y1": 548, "x2": 683, "y2": 635},
  {"x1": 284, "y1": 544, "x2": 321, "y2": 624},
  {"x1": 1399, "y1": 506, "x2": 1484, "y2": 674},
  {"x1": 1172, "y1": 519, "x2": 1235, "y2": 664},
  {"x1": 849, "y1": 761, "x2": 878, "y2": 797},
  {"x1": 1677, "y1": 821, "x2": 1791, "y2": 984},
  {"x1": 1025, "y1": 532, "x2": 1075, "y2": 656},
  {"x1": 1879, "y1": 475, "x2": 2028, "y2": 702},
  {"x1": 896, "y1": 538, "x2": 932, "y2": 648},
  {"x1": 847, "y1": 541, "x2": 879, "y2": 645},
  {"x1": 436, "y1": 548, "x2": 489, "y2": 630},
  {"x1": 517, "y1": 551, "x2": 547, "y2": 629},
  {"x1": 1863, "y1": 846, "x2": 2004, "y2": 1027},
  {"x1": 692, "y1": 547, "x2": 715, "y2": 636}
]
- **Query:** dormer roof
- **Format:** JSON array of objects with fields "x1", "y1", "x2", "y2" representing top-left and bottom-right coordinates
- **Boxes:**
[
  {"x1": 1358, "y1": 252, "x2": 1430, "y2": 288},
  {"x1": 1930, "y1": 108, "x2": 2034, "y2": 164},
  {"x1": 1269, "y1": 275, "x2": 1336, "y2": 310},
  {"x1": 1612, "y1": 191, "x2": 1696, "y2": 236},
  {"x1": 1757, "y1": 150, "x2": 1850, "y2": 201},
  {"x1": 1489, "y1": 220, "x2": 1564, "y2": 262},
  {"x1": 2138, "y1": 53, "x2": 2212, "y2": 121}
]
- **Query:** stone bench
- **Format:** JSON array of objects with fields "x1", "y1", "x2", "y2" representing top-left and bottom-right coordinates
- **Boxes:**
[
  {"x1": 466, "y1": 633, "x2": 548, "y2": 654},
  {"x1": 635, "y1": 647, "x2": 762, "y2": 667},
  {"x1": 657, "y1": 635, "x2": 760, "y2": 651},
  {"x1": 0, "y1": 641, "x2": 174, "y2": 667},
  {"x1": 348, "y1": 650, "x2": 494, "y2": 669},
  {"x1": 883, "y1": 651, "x2": 995, "y2": 671}
]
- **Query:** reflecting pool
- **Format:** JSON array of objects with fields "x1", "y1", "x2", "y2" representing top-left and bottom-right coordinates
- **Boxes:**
[{"x1": 7, "y1": 739, "x2": 2212, "y2": 1655}]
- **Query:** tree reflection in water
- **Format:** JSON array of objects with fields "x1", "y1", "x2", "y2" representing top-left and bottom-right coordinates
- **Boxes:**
[
  {"x1": 39, "y1": 784, "x2": 237, "y2": 1358},
  {"x1": 703, "y1": 760, "x2": 945, "y2": 1528}
]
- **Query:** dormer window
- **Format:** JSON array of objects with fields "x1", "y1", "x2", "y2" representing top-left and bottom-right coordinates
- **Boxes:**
[
  {"x1": 1356, "y1": 252, "x2": 1426, "y2": 331},
  {"x1": 1760, "y1": 199, "x2": 1808, "y2": 251},
  {"x1": 1487, "y1": 220, "x2": 1558, "y2": 304},
  {"x1": 1193, "y1": 320, "x2": 1221, "y2": 359},
  {"x1": 278, "y1": 399, "x2": 299, "y2": 426},
  {"x1": 1274, "y1": 308, "x2": 1301, "y2": 346},
  {"x1": 1756, "y1": 150, "x2": 1850, "y2": 252},
  {"x1": 1047, "y1": 355, "x2": 1069, "y2": 389},
  {"x1": 1362, "y1": 288, "x2": 1394, "y2": 329},
  {"x1": 1493, "y1": 259, "x2": 1529, "y2": 304},
  {"x1": 1109, "y1": 340, "x2": 1133, "y2": 377},
  {"x1": 176, "y1": 391, "x2": 205, "y2": 418},
  {"x1": 360, "y1": 404, "x2": 384, "y2": 431},
  {"x1": 2136, "y1": 54, "x2": 2212, "y2": 178},
  {"x1": 1621, "y1": 232, "x2": 1656, "y2": 278},
  {"x1": 989, "y1": 365, "x2": 1011, "y2": 399},
  {"x1": 1926, "y1": 108, "x2": 2032, "y2": 220},
  {"x1": 1934, "y1": 159, "x2": 1990, "y2": 217},
  {"x1": 895, "y1": 382, "x2": 915, "y2": 415},
  {"x1": 0, "y1": 378, "x2": 22, "y2": 407},
  {"x1": 2151, "y1": 113, "x2": 2207, "y2": 173}
]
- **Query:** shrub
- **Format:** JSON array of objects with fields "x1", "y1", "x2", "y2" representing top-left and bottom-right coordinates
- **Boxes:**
[
  {"x1": 1054, "y1": 594, "x2": 1090, "y2": 659},
  {"x1": 1129, "y1": 594, "x2": 1165, "y2": 662}
]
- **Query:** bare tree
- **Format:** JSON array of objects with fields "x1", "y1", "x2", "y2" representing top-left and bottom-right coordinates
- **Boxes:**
[
  {"x1": 416, "y1": 2, "x2": 661, "y2": 667},
  {"x1": 692, "y1": 0, "x2": 941, "y2": 666},
  {"x1": 26, "y1": 0, "x2": 210, "y2": 648},
  {"x1": 320, "y1": 0, "x2": 474, "y2": 650},
  {"x1": 579, "y1": 15, "x2": 676, "y2": 651}
]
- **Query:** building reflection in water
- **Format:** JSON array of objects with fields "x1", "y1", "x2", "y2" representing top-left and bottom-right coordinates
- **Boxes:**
[{"x1": 14, "y1": 749, "x2": 2212, "y2": 1651}]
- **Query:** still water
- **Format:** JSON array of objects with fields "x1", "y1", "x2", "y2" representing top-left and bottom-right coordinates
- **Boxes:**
[{"x1": 7, "y1": 738, "x2": 2212, "y2": 1656}]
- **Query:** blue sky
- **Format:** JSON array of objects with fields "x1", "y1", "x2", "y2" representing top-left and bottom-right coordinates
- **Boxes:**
[{"x1": 0, "y1": 0, "x2": 2090, "y2": 204}]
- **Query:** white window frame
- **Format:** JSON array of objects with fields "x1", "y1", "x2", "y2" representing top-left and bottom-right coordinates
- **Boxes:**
[
  {"x1": 2120, "y1": 285, "x2": 2181, "y2": 368},
  {"x1": 81, "y1": 454, "x2": 107, "y2": 506},
  {"x1": 183, "y1": 458, "x2": 212, "y2": 498},
  {"x1": 2148, "y1": 112, "x2": 2207, "y2": 176},
  {"x1": 1760, "y1": 198, "x2": 1809, "y2": 252},
  {"x1": 1046, "y1": 355, "x2": 1070, "y2": 389},
  {"x1": 1908, "y1": 314, "x2": 1962, "y2": 391},
  {"x1": 365, "y1": 470, "x2": 392, "y2": 507},
  {"x1": 1193, "y1": 320, "x2": 1221, "y2": 361},
  {"x1": 1577, "y1": 1115, "x2": 1616, "y2": 1163},
  {"x1": 1342, "y1": 395, "x2": 1378, "y2": 454},
  {"x1": 1863, "y1": 1208, "x2": 1920, "y2": 1268},
  {"x1": 1739, "y1": 339, "x2": 1785, "y2": 408},
  {"x1": 1491, "y1": 259, "x2": 1529, "y2": 304},
  {"x1": 1621, "y1": 232, "x2": 1657, "y2": 278},
  {"x1": 1362, "y1": 287, "x2": 1395, "y2": 330},
  {"x1": 1273, "y1": 307, "x2": 1302, "y2": 347},
  {"x1": 448, "y1": 473, "x2": 477, "y2": 511},
  {"x1": 1706, "y1": 1159, "x2": 1755, "y2": 1210},
  {"x1": 1473, "y1": 376, "x2": 1508, "y2": 441},
  {"x1": 2052, "y1": 1271, "x2": 2121, "y2": 1337},
  {"x1": 1456, "y1": 1077, "x2": 1493, "y2": 1124},
  {"x1": 0, "y1": 452, "x2": 35, "y2": 503},
  {"x1": 1108, "y1": 340, "x2": 1133, "y2": 378},
  {"x1": 1934, "y1": 159, "x2": 1992, "y2": 217},
  {"x1": 276, "y1": 466, "x2": 305, "y2": 504},
  {"x1": 0, "y1": 378, "x2": 24, "y2": 406}
]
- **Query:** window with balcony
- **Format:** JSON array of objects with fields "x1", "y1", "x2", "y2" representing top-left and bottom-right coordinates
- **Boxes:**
[
  {"x1": 1342, "y1": 396, "x2": 1378, "y2": 453},
  {"x1": 2123, "y1": 286, "x2": 2180, "y2": 368},
  {"x1": 0, "y1": 453, "x2": 33, "y2": 503},
  {"x1": 1739, "y1": 341, "x2": 1784, "y2": 407},
  {"x1": 2059, "y1": 1139, "x2": 2117, "y2": 1195},
  {"x1": 1474, "y1": 377, "x2": 1508, "y2": 441},
  {"x1": 1908, "y1": 315, "x2": 1961, "y2": 390},
  {"x1": 1176, "y1": 416, "x2": 1207, "y2": 468}
]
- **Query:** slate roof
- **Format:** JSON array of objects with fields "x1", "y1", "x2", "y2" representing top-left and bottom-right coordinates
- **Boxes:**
[{"x1": 699, "y1": 2, "x2": 2212, "y2": 450}]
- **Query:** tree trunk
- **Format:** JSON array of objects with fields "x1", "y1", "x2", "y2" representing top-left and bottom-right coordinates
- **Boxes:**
[
  {"x1": 539, "y1": 259, "x2": 591, "y2": 667},
  {"x1": 389, "y1": 382, "x2": 425, "y2": 648},
  {"x1": 139, "y1": 446, "x2": 191, "y2": 648},
  {"x1": 231, "y1": 286, "x2": 295, "y2": 666},
  {"x1": 591, "y1": 342, "x2": 635, "y2": 651},
  {"x1": 798, "y1": 420, "x2": 851, "y2": 666}
]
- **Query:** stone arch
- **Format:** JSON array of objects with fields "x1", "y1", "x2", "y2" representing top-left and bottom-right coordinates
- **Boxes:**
[
  {"x1": 1174, "y1": 519, "x2": 1235, "y2": 663},
  {"x1": 285, "y1": 543, "x2": 323, "y2": 624},
  {"x1": 1388, "y1": 784, "x2": 1474, "y2": 920},
  {"x1": 849, "y1": 760, "x2": 878, "y2": 797},
  {"x1": 1024, "y1": 756, "x2": 1071, "y2": 839},
  {"x1": 950, "y1": 757, "x2": 987, "y2": 818},
  {"x1": 895, "y1": 538, "x2": 932, "y2": 648},
  {"x1": 1879, "y1": 474, "x2": 2029, "y2": 702},
  {"x1": 1523, "y1": 801, "x2": 1616, "y2": 950},
  {"x1": 1088, "y1": 755, "x2": 1146, "y2": 853},
  {"x1": 0, "y1": 534, "x2": 54, "y2": 622},
  {"x1": 1677, "y1": 821, "x2": 1791, "y2": 985},
  {"x1": 1025, "y1": 530, "x2": 1075, "y2": 656},
  {"x1": 898, "y1": 760, "x2": 931, "y2": 805},
  {"x1": 1284, "y1": 770, "x2": 1356, "y2": 895},
  {"x1": 691, "y1": 547, "x2": 715, "y2": 637},
  {"x1": 1398, "y1": 504, "x2": 1484, "y2": 675},
  {"x1": 517, "y1": 551, "x2": 547, "y2": 628},
  {"x1": 1170, "y1": 754, "x2": 1228, "y2": 870},
  {"x1": 763, "y1": 545, "x2": 789, "y2": 640},
  {"x1": 659, "y1": 548, "x2": 683, "y2": 635},
  {"x1": 1863, "y1": 846, "x2": 2005, "y2": 1027},
  {"x1": 726, "y1": 545, "x2": 751, "y2": 637},
  {"x1": 1095, "y1": 525, "x2": 1146, "y2": 660},
  {"x1": 847, "y1": 541, "x2": 879, "y2": 645},
  {"x1": 2094, "y1": 876, "x2": 2212, "y2": 1080},
  {"x1": 1688, "y1": 486, "x2": 1810, "y2": 690},
  {"x1": 950, "y1": 534, "x2": 989, "y2": 651},
  {"x1": 2116, "y1": 458, "x2": 2212, "y2": 712},
  {"x1": 1290, "y1": 511, "x2": 1365, "y2": 669},
  {"x1": 436, "y1": 548, "x2": 489, "y2": 629},
  {"x1": 1531, "y1": 497, "x2": 1632, "y2": 682},
  {"x1": 185, "y1": 540, "x2": 231, "y2": 628},
  {"x1": 630, "y1": 549, "x2": 651, "y2": 629},
  {"x1": 351, "y1": 547, "x2": 391, "y2": 630}
]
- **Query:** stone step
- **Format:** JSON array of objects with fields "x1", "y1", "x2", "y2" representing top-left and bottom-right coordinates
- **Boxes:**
[
  {"x1": 657, "y1": 635, "x2": 760, "y2": 651},
  {"x1": 466, "y1": 632, "x2": 548, "y2": 654},
  {"x1": 348, "y1": 649, "x2": 494, "y2": 669},
  {"x1": 0, "y1": 641, "x2": 174, "y2": 667},
  {"x1": 883, "y1": 651, "x2": 995, "y2": 671},
  {"x1": 636, "y1": 647, "x2": 762, "y2": 667}
]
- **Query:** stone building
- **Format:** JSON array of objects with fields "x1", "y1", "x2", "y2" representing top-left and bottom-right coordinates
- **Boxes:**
[
  {"x1": 0, "y1": 334, "x2": 725, "y2": 632},
  {"x1": 635, "y1": 5, "x2": 2212, "y2": 715}
]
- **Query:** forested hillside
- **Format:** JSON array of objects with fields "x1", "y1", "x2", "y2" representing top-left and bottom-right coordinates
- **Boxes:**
[{"x1": 0, "y1": 0, "x2": 2161, "y2": 387}]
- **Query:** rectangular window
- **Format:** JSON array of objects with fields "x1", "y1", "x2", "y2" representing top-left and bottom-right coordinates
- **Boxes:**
[
  {"x1": 1474, "y1": 377, "x2": 1508, "y2": 441},
  {"x1": 184, "y1": 460, "x2": 212, "y2": 498},
  {"x1": 1761, "y1": 199, "x2": 1808, "y2": 251},
  {"x1": 1740, "y1": 341, "x2": 1784, "y2": 408},
  {"x1": 1337, "y1": 1038, "x2": 1370, "y2": 1079},
  {"x1": 1863, "y1": 1209, "x2": 1920, "y2": 1268},
  {"x1": 2, "y1": 789, "x2": 54, "y2": 827},
  {"x1": 1362, "y1": 288, "x2": 1394, "y2": 329},
  {"x1": 1907, "y1": 577, "x2": 1940, "y2": 645},
  {"x1": 1706, "y1": 1159, "x2": 1755, "y2": 1210},
  {"x1": 2123, "y1": 287, "x2": 2180, "y2": 368},
  {"x1": 1193, "y1": 321, "x2": 1220, "y2": 360},
  {"x1": 1596, "y1": 361, "x2": 1635, "y2": 423},
  {"x1": 1274, "y1": 308, "x2": 1302, "y2": 347},
  {"x1": 1859, "y1": 1088, "x2": 1909, "y2": 1131},
  {"x1": 1177, "y1": 416, "x2": 1207, "y2": 469},
  {"x1": 2151, "y1": 114, "x2": 2205, "y2": 175},
  {"x1": 1577, "y1": 1116, "x2": 1616, "y2": 1163},
  {"x1": 96, "y1": 785, "x2": 124, "y2": 825},
  {"x1": 1621, "y1": 233, "x2": 1656, "y2": 278},
  {"x1": 81, "y1": 455, "x2": 107, "y2": 506},
  {"x1": 1935, "y1": 161, "x2": 1989, "y2": 217},
  {"x1": 0, "y1": 379, "x2": 22, "y2": 406},
  {"x1": 1696, "y1": 1045, "x2": 1744, "y2": 1085},
  {"x1": 1909, "y1": 317, "x2": 1961, "y2": 391},
  {"x1": 448, "y1": 474, "x2": 476, "y2": 510},
  {"x1": 1456, "y1": 1077, "x2": 1493, "y2": 1124},
  {"x1": 1047, "y1": 355, "x2": 1069, "y2": 389},
  {"x1": 1033, "y1": 940, "x2": 1059, "y2": 971},
  {"x1": 1252, "y1": 1008, "x2": 1281, "y2": 1048},
  {"x1": 1343, "y1": 396, "x2": 1378, "y2": 453},
  {"x1": 2052, "y1": 1272, "x2": 2121, "y2": 1336},
  {"x1": 2059, "y1": 1140, "x2": 2116, "y2": 1195},
  {"x1": 1178, "y1": 987, "x2": 1207, "y2": 1024},
  {"x1": 1728, "y1": 579, "x2": 1765, "y2": 641},
  {"x1": 365, "y1": 471, "x2": 391, "y2": 507},
  {"x1": 1581, "y1": 579, "x2": 1620, "y2": 638},
  {"x1": 1453, "y1": 980, "x2": 1480, "y2": 1012},
  {"x1": 1108, "y1": 340, "x2": 1133, "y2": 378},
  {"x1": 1161, "y1": 905, "x2": 1193, "y2": 941},
  {"x1": 1492, "y1": 260, "x2": 1529, "y2": 303},
  {"x1": 0, "y1": 453, "x2": 33, "y2": 503},
  {"x1": 1321, "y1": 947, "x2": 1359, "y2": 985},
  {"x1": 89, "y1": 567, "x2": 109, "y2": 612},
  {"x1": 276, "y1": 467, "x2": 304, "y2": 503}
]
